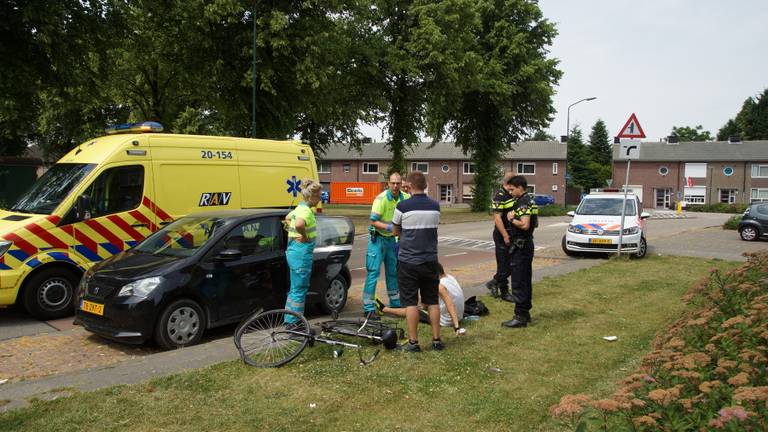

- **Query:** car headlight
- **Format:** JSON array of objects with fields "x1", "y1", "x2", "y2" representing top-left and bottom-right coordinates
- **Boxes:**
[
  {"x1": 118, "y1": 276, "x2": 164, "y2": 298},
  {"x1": 622, "y1": 226, "x2": 639, "y2": 235},
  {"x1": 0, "y1": 241, "x2": 11, "y2": 258},
  {"x1": 567, "y1": 225, "x2": 583, "y2": 234}
]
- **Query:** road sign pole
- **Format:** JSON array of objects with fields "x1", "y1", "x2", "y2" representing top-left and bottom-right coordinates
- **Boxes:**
[{"x1": 617, "y1": 159, "x2": 631, "y2": 257}]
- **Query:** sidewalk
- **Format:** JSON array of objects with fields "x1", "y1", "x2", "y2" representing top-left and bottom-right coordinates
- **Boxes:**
[{"x1": 0, "y1": 252, "x2": 600, "y2": 413}]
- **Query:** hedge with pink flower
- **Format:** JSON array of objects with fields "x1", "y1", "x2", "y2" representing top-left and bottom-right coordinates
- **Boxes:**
[{"x1": 550, "y1": 251, "x2": 768, "y2": 431}]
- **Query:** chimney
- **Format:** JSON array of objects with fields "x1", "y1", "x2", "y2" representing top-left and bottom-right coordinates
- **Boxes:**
[
  {"x1": 667, "y1": 135, "x2": 679, "y2": 144},
  {"x1": 560, "y1": 135, "x2": 568, "y2": 143},
  {"x1": 613, "y1": 137, "x2": 620, "y2": 144},
  {"x1": 728, "y1": 135, "x2": 741, "y2": 144},
  {"x1": 361, "y1": 137, "x2": 373, "y2": 144}
]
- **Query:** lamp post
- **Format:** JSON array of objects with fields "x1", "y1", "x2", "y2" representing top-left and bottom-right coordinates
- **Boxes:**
[
  {"x1": 251, "y1": 7, "x2": 257, "y2": 138},
  {"x1": 566, "y1": 97, "x2": 597, "y2": 140}
]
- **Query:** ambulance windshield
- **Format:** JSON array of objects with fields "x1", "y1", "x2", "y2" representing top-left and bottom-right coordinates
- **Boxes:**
[{"x1": 9, "y1": 163, "x2": 96, "y2": 214}]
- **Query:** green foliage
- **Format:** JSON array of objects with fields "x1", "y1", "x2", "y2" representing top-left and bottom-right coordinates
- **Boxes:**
[
  {"x1": 670, "y1": 125, "x2": 713, "y2": 141},
  {"x1": 685, "y1": 203, "x2": 748, "y2": 214},
  {"x1": 537, "y1": 204, "x2": 574, "y2": 217},
  {"x1": 529, "y1": 130, "x2": 556, "y2": 141},
  {"x1": 717, "y1": 88, "x2": 768, "y2": 140},
  {"x1": 723, "y1": 215, "x2": 741, "y2": 230},
  {"x1": 588, "y1": 119, "x2": 612, "y2": 165},
  {"x1": 567, "y1": 127, "x2": 590, "y2": 188}
]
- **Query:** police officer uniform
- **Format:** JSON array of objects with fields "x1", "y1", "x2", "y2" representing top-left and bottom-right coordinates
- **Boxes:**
[
  {"x1": 488, "y1": 187, "x2": 515, "y2": 301},
  {"x1": 502, "y1": 192, "x2": 538, "y2": 328},
  {"x1": 363, "y1": 189, "x2": 410, "y2": 315}
]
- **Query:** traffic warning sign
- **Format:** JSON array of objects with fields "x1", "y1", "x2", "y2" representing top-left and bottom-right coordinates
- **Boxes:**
[{"x1": 617, "y1": 113, "x2": 646, "y2": 139}]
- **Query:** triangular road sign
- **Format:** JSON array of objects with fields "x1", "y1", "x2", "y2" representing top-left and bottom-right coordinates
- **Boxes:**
[{"x1": 617, "y1": 113, "x2": 646, "y2": 139}]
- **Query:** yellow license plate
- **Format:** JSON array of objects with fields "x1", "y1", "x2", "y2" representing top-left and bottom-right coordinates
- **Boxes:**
[
  {"x1": 81, "y1": 300, "x2": 104, "y2": 316},
  {"x1": 590, "y1": 238, "x2": 612, "y2": 244}
]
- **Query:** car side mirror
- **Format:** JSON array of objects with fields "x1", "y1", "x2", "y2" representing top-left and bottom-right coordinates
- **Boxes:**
[
  {"x1": 216, "y1": 249, "x2": 242, "y2": 262},
  {"x1": 76, "y1": 194, "x2": 92, "y2": 220},
  {"x1": 567, "y1": 211, "x2": 575, "y2": 217},
  {"x1": 640, "y1": 212, "x2": 651, "y2": 219}
]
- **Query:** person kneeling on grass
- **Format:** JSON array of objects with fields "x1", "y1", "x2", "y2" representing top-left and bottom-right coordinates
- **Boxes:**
[{"x1": 376, "y1": 263, "x2": 467, "y2": 336}]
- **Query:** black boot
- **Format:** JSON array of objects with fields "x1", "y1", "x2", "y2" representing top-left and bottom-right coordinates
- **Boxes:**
[
  {"x1": 499, "y1": 288, "x2": 515, "y2": 303},
  {"x1": 501, "y1": 312, "x2": 530, "y2": 328},
  {"x1": 485, "y1": 279, "x2": 500, "y2": 298}
]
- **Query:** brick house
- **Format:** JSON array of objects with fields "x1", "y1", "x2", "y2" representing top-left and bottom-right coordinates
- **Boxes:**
[
  {"x1": 611, "y1": 140, "x2": 768, "y2": 208},
  {"x1": 318, "y1": 141, "x2": 567, "y2": 204}
]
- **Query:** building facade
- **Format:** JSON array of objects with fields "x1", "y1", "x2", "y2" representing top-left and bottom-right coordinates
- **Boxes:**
[
  {"x1": 318, "y1": 141, "x2": 567, "y2": 205},
  {"x1": 611, "y1": 140, "x2": 768, "y2": 208}
]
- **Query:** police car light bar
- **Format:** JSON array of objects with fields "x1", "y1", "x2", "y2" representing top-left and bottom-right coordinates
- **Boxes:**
[{"x1": 105, "y1": 121, "x2": 164, "y2": 135}]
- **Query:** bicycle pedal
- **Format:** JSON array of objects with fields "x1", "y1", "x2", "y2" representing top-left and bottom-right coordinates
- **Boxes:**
[{"x1": 333, "y1": 348, "x2": 344, "y2": 358}]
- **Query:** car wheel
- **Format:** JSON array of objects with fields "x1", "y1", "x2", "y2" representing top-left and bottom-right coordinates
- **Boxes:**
[
  {"x1": 634, "y1": 237, "x2": 648, "y2": 259},
  {"x1": 561, "y1": 236, "x2": 577, "y2": 257},
  {"x1": 155, "y1": 299, "x2": 206, "y2": 350},
  {"x1": 739, "y1": 226, "x2": 759, "y2": 241},
  {"x1": 22, "y1": 267, "x2": 79, "y2": 320},
  {"x1": 319, "y1": 275, "x2": 348, "y2": 314}
]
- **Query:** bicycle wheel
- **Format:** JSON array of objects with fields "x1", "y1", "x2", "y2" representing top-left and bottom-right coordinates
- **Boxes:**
[
  {"x1": 234, "y1": 309, "x2": 311, "y2": 368},
  {"x1": 321, "y1": 319, "x2": 402, "y2": 341}
]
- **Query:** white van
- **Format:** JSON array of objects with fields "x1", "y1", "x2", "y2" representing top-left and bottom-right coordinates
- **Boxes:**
[{"x1": 562, "y1": 192, "x2": 650, "y2": 258}]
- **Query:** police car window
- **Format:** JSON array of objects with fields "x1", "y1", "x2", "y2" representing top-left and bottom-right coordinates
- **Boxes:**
[
  {"x1": 221, "y1": 217, "x2": 280, "y2": 257},
  {"x1": 85, "y1": 165, "x2": 144, "y2": 218},
  {"x1": 577, "y1": 198, "x2": 636, "y2": 216}
]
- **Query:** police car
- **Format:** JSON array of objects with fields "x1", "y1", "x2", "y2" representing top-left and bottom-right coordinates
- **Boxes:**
[{"x1": 562, "y1": 192, "x2": 650, "y2": 258}]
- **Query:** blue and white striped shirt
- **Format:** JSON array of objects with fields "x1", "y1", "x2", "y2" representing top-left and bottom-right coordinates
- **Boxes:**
[{"x1": 392, "y1": 193, "x2": 440, "y2": 264}]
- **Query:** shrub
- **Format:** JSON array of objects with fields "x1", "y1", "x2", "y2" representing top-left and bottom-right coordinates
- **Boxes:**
[
  {"x1": 685, "y1": 203, "x2": 748, "y2": 214},
  {"x1": 550, "y1": 251, "x2": 768, "y2": 431},
  {"x1": 723, "y1": 215, "x2": 742, "y2": 230},
  {"x1": 538, "y1": 205, "x2": 575, "y2": 217}
]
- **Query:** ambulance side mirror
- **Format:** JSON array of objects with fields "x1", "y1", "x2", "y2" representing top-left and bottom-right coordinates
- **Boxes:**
[{"x1": 77, "y1": 194, "x2": 92, "y2": 220}]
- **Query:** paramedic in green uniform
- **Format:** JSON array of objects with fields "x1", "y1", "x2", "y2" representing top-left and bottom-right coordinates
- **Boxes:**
[
  {"x1": 284, "y1": 179, "x2": 323, "y2": 322},
  {"x1": 362, "y1": 173, "x2": 410, "y2": 319}
]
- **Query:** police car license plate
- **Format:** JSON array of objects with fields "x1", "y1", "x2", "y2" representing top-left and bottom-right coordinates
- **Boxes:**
[
  {"x1": 81, "y1": 300, "x2": 104, "y2": 316},
  {"x1": 590, "y1": 238, "x2": 612, "y2": 244}
]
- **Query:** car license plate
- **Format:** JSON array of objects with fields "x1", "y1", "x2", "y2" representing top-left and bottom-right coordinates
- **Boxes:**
[
  {"x1": 590, "y1": 238, "x2": 612, "y2": 244},
  {"x1": 81, "y1": 300, "x2": 104, "y2": 316}
]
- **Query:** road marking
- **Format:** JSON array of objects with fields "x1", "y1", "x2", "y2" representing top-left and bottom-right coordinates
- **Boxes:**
[
  {"x1": 443, "y1": 252, "x2": 468, "y2": 257},
  {"x1": 542, "y1": 222, "x2": 569, "y2": 228}
]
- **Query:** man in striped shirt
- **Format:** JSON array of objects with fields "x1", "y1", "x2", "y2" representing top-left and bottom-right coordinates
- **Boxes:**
[{"x1": 392, "y1": 171, "x2": 444, "y2": 352}]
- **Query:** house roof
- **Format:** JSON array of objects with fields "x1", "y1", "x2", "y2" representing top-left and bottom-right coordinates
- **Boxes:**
[
  {"x1": 612, "y1": 140, "x2": 768, "y2": 162},
  {"x1": 319, "y1": 140, "x2": 566, "y2": 161}
]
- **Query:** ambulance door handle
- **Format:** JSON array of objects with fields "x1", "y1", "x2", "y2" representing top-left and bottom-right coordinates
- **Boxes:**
[{"x1": 131, "y1": 223, "x2": 148, "y2": 228}]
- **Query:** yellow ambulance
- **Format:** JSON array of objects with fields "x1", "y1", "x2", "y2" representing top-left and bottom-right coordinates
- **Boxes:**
[{"x1": 0, "y1": 122, "x2": 319, "y2": 319}]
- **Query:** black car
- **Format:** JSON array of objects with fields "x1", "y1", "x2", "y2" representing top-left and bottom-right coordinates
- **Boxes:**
[
  {"x1": 74, "y1": 210, "x2": 354, "y2": 349},
  {"x1": 738, "y1": 203, "x2": 768, "y2": 241}
]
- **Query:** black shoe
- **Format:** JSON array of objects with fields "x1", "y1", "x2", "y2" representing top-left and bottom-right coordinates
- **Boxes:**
[
  {"x1": 363, "y1": 311, "x2": 381, "y2": 322},
  {"x1": 501, "y1": 318, "x2": 528, "y2": 328},
  {"x1": 397, "y1": 341, "x2": 422, "y2": 353},
  {"x1": 431, "y1": 339, "x2": 446, "y2": 351},
  {"x1": 485, "y1": 280, "x2": 500, "y2": 298},
  {"x1": 500, "y1": 293, "x2": 515, "y2": 303}
]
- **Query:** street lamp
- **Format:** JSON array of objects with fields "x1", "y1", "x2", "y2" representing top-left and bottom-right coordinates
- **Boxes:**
[
  {"x1": 251, "y1": 7, "x2": 257, "y2": 138},
  {"x1": 566, "y1": 97, "x2": 597, "y2": 140}
]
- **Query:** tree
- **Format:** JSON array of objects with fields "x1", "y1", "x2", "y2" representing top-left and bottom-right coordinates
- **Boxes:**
[
  {"x1": 529, "y1": 130, "x2": 556, "y2": 141},
  {"x1": 670, "y1": 125, "x2": 712, "y2": 142},
  {"x1": 588, "y1": 119, "x2": 612, "y2": 165},
  {"x1": 567, "y1": 126, "x2": 591, "y2": 190},
  {"x1": 717, "y1": 88, "x2": 768, "y2": 140},
  {"x1": 424, "y1": 0, "x2": 561, "y2": 211}
]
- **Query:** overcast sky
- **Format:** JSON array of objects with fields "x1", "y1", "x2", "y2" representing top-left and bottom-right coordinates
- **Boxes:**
[
  {"x1": 540, "y1": 0, "x2": 768, "y2": 141},
  {"x1": 361, "y1": 1, "x2": 767, "y2": 143}
]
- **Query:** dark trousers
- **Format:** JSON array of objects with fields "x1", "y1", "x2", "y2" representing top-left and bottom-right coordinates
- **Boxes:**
[
  {"x1": 509, "y1": 238, "x2": 534, "y2": 318},
  {"x1": 492, "y1": 229, "x2": 511, "y2": 291}
]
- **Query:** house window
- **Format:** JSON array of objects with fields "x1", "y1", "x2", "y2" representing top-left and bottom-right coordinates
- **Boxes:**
[
  {"x1": 751, "y1": 188, "x2": 768, "y2": 202},
  {"x1": 441, "y1": 164, "x2": 450, "y2": 173},
  {"x1": 723, "y1": 166, "x2": 734, "y2": 177},
  {"x1": 517, "y1": 162, "x2": 535, "y2": 175},
  {"x1": 684, "y1": 186, "x2": 706, "y2": 204},
  {"x1": 342, "y1": 163, "x2": 351, "y2": 174},
  {"x1": 463, "y1": 162, "x2": 476, "y2": 174},
  {"x1": 684, "y1": 163, "x2": 707, "y2": 178},
  {"x1": 659, "y1": 166, "x2": 669, "y2": 176},
  {"x1": 552, "y1": 162, "x2": 558, "y2": 175},
  {"x1": 411, "y1": 162, "x2": 429, "y2": 173},
  {"x1": 719, "y1": 189, "x2": 737, "y2": 204},
  {"x1": 526, "y1": 185, "x2": 535, "y2": 193},
  {"x1": 362, "y1": 162, "x2": 379, "y2": 174},
  {"x1": 462, "y1": 184, "x2": 474, "y2": 200},
  {"x1": 751, "y1": 164, "x2": 768, "y2": 178},
  {"x1": 317, "y1": 161, "x2": 331, "y2": 174}
]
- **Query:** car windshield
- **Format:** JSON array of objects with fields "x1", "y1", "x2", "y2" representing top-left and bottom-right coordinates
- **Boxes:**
[
  {"x1": 9, "y1": 163, "x2": 96, "y2": 214},
  {"x1": 577, "y1": 197, "x2": 637, "y2": 216},
  {"x1": 134, "y1": 216, "x2": 228, "y2": 257}
]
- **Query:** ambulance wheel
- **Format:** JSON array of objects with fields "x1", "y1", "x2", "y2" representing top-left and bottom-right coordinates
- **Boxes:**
[
  {"x1": 22, "y1": 267, "x2": 80, "y2": 320},
  {"x1": 155, "y1": 299, "x2": 206, "y2": 350},
  {"x1": 319, "y1": 275, "x2": 348, "y2": 315}
]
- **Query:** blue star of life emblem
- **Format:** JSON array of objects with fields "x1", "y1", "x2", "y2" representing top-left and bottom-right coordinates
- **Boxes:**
[{"x1": 286, "y1": 176, "x2": 302, "y2": 197}]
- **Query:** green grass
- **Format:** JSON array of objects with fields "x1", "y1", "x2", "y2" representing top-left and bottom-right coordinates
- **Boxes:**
[{"x1": 0, "y1": 256, "x2": 737, "y2": 432}]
